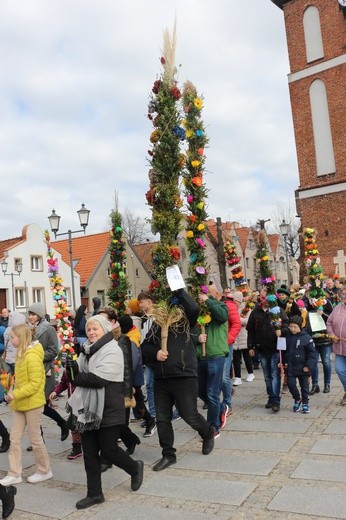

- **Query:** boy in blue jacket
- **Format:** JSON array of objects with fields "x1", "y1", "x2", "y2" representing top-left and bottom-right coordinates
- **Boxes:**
[{"x1": 283, "y1": 315, "x2": 317, "y2": 414}]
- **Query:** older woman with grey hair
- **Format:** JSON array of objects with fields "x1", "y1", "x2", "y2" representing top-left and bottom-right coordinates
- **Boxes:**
[{"x1": 66, "y1": 314, "x2": 144, "y2": 510}]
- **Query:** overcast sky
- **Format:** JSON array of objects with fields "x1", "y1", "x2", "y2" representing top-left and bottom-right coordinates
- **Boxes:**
[{"x1": 0, "y1": 0, "x2": 299, "y2": 241}]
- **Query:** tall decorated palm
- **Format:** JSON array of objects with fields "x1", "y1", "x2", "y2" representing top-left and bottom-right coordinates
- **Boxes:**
[
  {"x1": 44, "y1": 230, "x2": 75, "y2": 374},
  {"x1": 145, "y1": 21, "x2": 186, "y2": 351},
  {"x1": 224, "y1": 239, "x2": 254, "y2": 317},
  {"x1": 303, "y1": 227, "x2": 326, "y2": 310},
  {"x1": 182, "y1": 80, "x2": 210, "y2": 334},
  {"x1": 107, "y1": 209, "x2": 131, "y2": 314},
  {"x1": 256, "y1": 229, "x2": 281, "y2": 330}
]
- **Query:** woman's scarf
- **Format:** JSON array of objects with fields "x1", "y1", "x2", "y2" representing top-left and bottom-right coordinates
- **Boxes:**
[{"x1": 66, "y1": 332, "x2": 123, "y2": 433}]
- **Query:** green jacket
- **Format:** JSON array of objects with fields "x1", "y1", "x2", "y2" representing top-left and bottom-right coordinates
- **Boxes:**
[
  {"x1": 197, "y1": 297, "x2": 229, "y2": 359},
  {"x1": 11, "y1": 341, "x2": 46, "y2": 412}
]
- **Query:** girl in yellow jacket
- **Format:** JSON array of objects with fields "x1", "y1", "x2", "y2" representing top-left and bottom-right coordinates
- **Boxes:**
[{"x1": 0, "y1": 324, "x2": 53, "y2": 486}]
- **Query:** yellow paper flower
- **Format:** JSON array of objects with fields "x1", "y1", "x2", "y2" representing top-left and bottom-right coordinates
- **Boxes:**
[
  {"x1": 196, "y1": 202, "x2": 204, "y2": 209},
  {"x1": 194, "y1": 97, "x2": 203, "y2": 110},
  {"x1": 186, "y1": 230, "x2": 194, "y2": 238},
  {"x1": 191, "y1": 160, "x2": 201, "y2": 168},
  {"x1": 181, "y1": 119, "x2": 188, "y2": 128},
  {"x1": 186, "y1": 129, "x2": 194, "y2": 139},
  {"x1": 197, "y1": 223, "x2": 205, "y2": 231}
]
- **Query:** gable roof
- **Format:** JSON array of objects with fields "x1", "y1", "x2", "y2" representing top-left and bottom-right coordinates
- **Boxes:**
[
  {"x1": 52, "y1": 232, "x2": 110, "y2": 287},
  {"x1": 132, "y1": 241, "x2": 158, "y2": 275},
  {"x1": 0, "y1": 226, "x2": 29, "y2": 260}
]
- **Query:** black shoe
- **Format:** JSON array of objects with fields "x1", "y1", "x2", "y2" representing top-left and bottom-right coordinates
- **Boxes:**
[
  {"x1": 0, "y1": 435, "x2": 10, "y2": 453},
  {"x1": 100, "y1": 462, "x2": 112, "y2": 473},
  {"x1": 265, "y1": 400, "x2": 273, "y2": 409},
  {"x1": 131, "y1": 460, "x2": 144, "y2": 491},
  {"x1": 76, "y1": 494, "x2": 105, "y2": 509},
  {"x1": 60, "y1": 422, "x2": 69, "y2": 441},
  {"x1": 271, "y1": 403, "x2": 280, "y2": 413},
  {"x1": 126, "y1": 437, "x2": 141, "y2": 455},
  {"x1": 323, "y1": 384, "x2": 330, "y2": 393},
  {"x1": 310, "y1": 384, "x2": 320, "y2": 395},
  {"x1": 202, "y1": 427, "x2": 215, "y2": 455},
  {"x1": 1, "y1": 485, "x2": 16, "y2": 519},
  {"x1": 153, "y1": 457, "x2": 176, "y2": 472}
]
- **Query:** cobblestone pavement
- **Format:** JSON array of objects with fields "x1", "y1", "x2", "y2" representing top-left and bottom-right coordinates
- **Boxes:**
[{"x1": 0, "y1": 364, "x2": 345, "y2": 520}]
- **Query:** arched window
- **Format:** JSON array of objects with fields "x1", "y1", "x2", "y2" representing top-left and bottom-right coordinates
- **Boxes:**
[
  {"x1": 309, "y1": 79, "x2": 336, "y2": 176},
  {"x1": 303, "y1": 6, "x2": 324, "y2": 63}
]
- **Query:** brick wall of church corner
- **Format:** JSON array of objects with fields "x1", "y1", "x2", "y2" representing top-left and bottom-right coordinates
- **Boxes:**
[
  {"x1": 296, "y1": 191, "x2": 346, "y2": 275},
  {"x1": 284, "y1": 0, "x2": 346, "y2": 74}
]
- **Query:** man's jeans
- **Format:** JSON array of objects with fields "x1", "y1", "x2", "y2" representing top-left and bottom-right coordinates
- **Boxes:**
[
  {"x1": 335, "y1": 354, "x2": 346, "y2": 391},
  {"x1": 145, "y1": 365, "x2": 156, "y2": 417},
  {"x1": 221, "y1": 344, "x2": 233, "y2": 408},
  {"x1": 258, "y1": 351, "x2": 281, "y2": 404},
  {"x1": 311, "y1": 344, "x2": 332, "y2": 386},
  {"x1": 198, "y1": 355, "x2": 225, "y2": 432}
]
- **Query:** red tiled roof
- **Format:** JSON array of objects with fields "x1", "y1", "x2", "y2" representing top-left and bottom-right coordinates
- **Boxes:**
[
  {"x1": 52, "y1": 232, "x2": 110, "y2": 287},
  {"x1": 0, "y1": 226, "x2": 28, "y2": 259},
  {"x1": 268, "y1": 234, "x2": 280, "y2": 255},
  {"x1": 132, "y1": 241, "x2": 158, "y2": 274}
]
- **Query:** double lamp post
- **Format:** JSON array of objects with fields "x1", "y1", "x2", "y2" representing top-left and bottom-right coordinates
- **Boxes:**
[{"x1": 48, "y1": 204, "x2": 90, "y2": 311}]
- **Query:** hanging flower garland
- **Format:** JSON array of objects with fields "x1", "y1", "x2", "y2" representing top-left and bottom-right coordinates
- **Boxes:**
[
  {"x1": 303, "y1": 227, "x2": 326, "y2": 310},
  {"x1": 107, "y1": 211, "x2": 130, "y2": 314},
  {"x1": 44, "y1": 231, "x2": 75, "y2": 375},
  {"x1": 182, "y1": 80, "x2": 210, "y2": 327},
  {"x1": 256, "y1": 229, "x2": 281, "y2": 330},
  {"x1": 145, "y1": 21, "x2": 184, "y2": 304}
]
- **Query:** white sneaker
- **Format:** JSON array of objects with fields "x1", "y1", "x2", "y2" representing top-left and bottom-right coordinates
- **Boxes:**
[
  {"x1": 233, "y1": 377, "x2": 242, "y2": 386},
  {"x1": 0, "y1": 475, "x2": 22, "y2": 485},
  {"x1": 27, "y1": 470, "x2": 53, "y2": 484},
  {"x1": 246, "y1": 373, "x2": 255, "y2": 382}
]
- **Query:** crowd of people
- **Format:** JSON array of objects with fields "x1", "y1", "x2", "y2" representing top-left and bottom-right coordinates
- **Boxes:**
[{"x1": 0, "y1": 274, "x2": 345, "y2": 517}]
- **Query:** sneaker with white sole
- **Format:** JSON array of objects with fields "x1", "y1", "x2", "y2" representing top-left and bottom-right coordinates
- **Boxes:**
[
  {"x1": 27, "y1": 470, "x2": 53, "y2": 484},
  {"x1": 0, "y1": 475, "x2": 22, "y2": 486},
  {"x1": 233, "y1": 377, "x2": 242, "y2": 386},
  {"x1": 246, "y1": 373, "x2": 255, "y2": 382},
  {"x1": 143, "y1": 421, "x2": 157, "y2": 437}
]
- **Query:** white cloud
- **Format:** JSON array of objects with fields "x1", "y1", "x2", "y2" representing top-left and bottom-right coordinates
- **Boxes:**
[{"x1": 0, "y1": 0, "x2": 298, "y2": 240}]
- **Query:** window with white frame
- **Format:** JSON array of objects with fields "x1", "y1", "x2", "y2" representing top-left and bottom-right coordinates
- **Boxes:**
[
  {"x1": 15, "y1": 288, "x2": 26, "y2": 308},
  {"x1": 33, "y1": 288, "x2": 44, "y2": 303},
  {"x1": 31, "y1": 256, "x2": 43, "y2": 271}
]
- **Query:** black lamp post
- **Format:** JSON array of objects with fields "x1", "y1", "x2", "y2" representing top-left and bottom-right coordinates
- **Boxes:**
[
  {"x1": 1, "y1": 259, "x2": 23, "y2": 311},
  {"x1": 48, "y1": 204, "x2": 90, "y2": 310}
]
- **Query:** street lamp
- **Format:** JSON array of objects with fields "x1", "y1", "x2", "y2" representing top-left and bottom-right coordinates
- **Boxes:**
[
  {"x1": 1, "y1": 259, "x2": 23, "y2": 311},
  {"x1": 48, "y1": 204, "x2": 90, "y2": 310},
  {"x1": 279, "y1": 219, "x2": 291, "y2": 287}
]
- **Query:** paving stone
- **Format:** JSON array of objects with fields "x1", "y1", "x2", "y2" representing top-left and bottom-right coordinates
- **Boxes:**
[
  {"x1": 323, "y1": 420, "x2": 346, "y2": 435},
  {"x1": 90, "y1": 501, "x2": 230, "y2": 520},
  {"x1": 335, "y1": 406, "x2": 346, "y2": 418},
  {"x1": 217, "y1": 433, "x2": 297, "y2": 452},
  {"x1": 291, "y1": 459, "x2": 346, "y2": 483},
  {"x1": 268, "y1": 485, "x2": 346, "y2": 519},
  {"x1": 175, "y1": 452, "x2": 280, "y2": 476},
  {"x1": 139, "y1": 475, "x2": 257, "y2": 506},
  {"x1": 230, "y1": 419, "x2": 310, "y2": 433},
  {"x1": 15, "y1": 482, "x2": 81, "y2": 519},
  {"x1": 310, "y1": 438, "x2": 346, "y2": 456},
  {"x1": 245, "y1": 405, "x2": 323, "y2": 418},
  {"x1": 51, "y1": 460, "x2": 130, "y2": 489}
]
